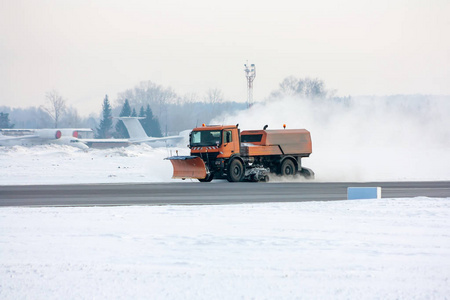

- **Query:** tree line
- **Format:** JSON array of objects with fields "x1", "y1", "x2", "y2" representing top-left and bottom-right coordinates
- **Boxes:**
[{"x1": 1, "y1": 76, "x2": 330, "y2": 135}]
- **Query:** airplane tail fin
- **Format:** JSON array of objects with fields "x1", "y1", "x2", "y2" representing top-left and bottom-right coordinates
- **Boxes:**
[{"x1": 117, "y1": 117, "x2": 148, "y2": 141}]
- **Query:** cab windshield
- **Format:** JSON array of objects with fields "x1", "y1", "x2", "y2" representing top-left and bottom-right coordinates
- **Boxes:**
[{"x1": 190, "y1": 130, "x2": 222, "y2": 147}]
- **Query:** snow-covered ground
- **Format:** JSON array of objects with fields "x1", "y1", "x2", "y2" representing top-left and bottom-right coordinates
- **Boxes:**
[
  {"x1": 0, "y1": 144, "x2": 182, "y2": 185},
  {"x1": 1, "y1": 143, "x2": 449, "y2": 185},
  {"x1": 1, "y1": 140, "x2": 449, "y2": 299},
  {"x1": 1, "y1": 197, "x2": 449, "y2": 299}
]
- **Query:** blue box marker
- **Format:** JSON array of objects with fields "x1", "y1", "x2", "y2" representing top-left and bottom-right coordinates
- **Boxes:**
[{"x1": 347, "y1": 187, "x2": 381, "y2": 200}]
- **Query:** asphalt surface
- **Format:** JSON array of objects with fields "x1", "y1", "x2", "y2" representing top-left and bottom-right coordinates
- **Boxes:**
[{"x1": 0, "y1": 181, "x2": 449, "y2": 207}]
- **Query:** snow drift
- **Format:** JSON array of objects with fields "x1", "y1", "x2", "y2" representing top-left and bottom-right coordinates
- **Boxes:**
[{"x1": 0, "y1": 144, "x2": 187, "y2": 185}]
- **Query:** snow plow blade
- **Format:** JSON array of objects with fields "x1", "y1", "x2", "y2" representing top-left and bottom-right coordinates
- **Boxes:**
[{"x1": 165, "y1": 156, "x2": 207, "y2": 179}]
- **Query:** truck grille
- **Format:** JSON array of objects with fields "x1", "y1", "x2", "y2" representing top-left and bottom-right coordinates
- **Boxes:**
[{"x1": 192, "y1": 152, "x2": 219, "y2": 165}]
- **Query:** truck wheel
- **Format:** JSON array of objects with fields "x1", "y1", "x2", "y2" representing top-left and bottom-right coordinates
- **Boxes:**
[
  {"x1": 280, "y1": 159, "x2": 296, "y2": 177},
  {"x1": 198, "y1": 173, "x2": 214, "y2": 182},
  {"x1": 227, "y1": 159, "x2": 244, "y2": 182}
]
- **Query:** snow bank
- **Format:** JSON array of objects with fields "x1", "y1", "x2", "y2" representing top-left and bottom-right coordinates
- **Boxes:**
[
  {"x1": 1, "y1": 197, "x2": 450, "y2": 299},
  {"x1": 0, "y1": 144, "x2": 189, "y2": 185}
]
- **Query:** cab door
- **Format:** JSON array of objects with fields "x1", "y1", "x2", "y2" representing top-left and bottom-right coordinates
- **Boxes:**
[{"x1": 221, "y1": 129, "x2": 240, "y2": 157}]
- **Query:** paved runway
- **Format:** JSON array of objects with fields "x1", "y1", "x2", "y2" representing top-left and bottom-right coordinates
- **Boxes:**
[{"x1": 1, "y1": 181, "x2": 449, "y2": 207}]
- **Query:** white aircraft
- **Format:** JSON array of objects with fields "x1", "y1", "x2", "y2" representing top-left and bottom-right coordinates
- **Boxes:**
[
  {"x1": 80, "y1": 117, "x2": 184, "y2": 148},
  {"x1": 0, "y1": 128, "x2": 91, "y2": 150}
]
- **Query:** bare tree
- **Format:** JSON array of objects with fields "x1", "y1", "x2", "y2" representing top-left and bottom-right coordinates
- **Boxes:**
[
  {"x1": 182, "y1": 92, "x2": 199, "y2": 104},
  {"x1": 117, "y1": 81, "x2": 177, "y2": 136},
  {"x1": 41, "y1": 90, "x2": 67, "y2": 128},
  {"x1": 270, "y1": 76, "x2": 329, "y2": 100},
  {"x1": 205, "y1": 88, "x2": 224, "y2": 119},
  {"x1": 62, "y1": 106, "x2": 81, "y2": 127},
  {"x1": 205, "y1": 88, "x2": 224, "y2": 105}
]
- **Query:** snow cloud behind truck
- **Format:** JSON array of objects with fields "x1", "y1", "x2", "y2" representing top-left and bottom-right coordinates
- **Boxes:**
[{"x1": 215, "y1": 95, "x2": 450, "y2": 182}]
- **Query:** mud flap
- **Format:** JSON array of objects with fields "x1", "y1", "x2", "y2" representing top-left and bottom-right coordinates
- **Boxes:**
[{"x1": 165, "y1": 156, "x2": 207, "y2": 179}]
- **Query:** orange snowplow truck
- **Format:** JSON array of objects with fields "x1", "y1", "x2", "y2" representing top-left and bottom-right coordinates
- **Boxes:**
[{"x1": 166, "y1": 124, "x2": 314, "y2": 182}]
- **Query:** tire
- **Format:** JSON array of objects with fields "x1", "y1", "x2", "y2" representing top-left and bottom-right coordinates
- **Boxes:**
[
  {"x1": 227, "y1": 159, "x2": 244, "y2": 182},
  {"x1": 280, "y1": 159, "x2": 296, "y2": 177},
  {"x1": 198, "y1": 173, "x2": 214, "y2": 182}
]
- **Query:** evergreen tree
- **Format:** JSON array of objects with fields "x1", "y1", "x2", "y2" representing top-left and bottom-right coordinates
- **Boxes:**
[
  {"x1": 0, "y1": 112, "x2": 14, "y2": 129},
  {"x1": 139, "y1": 106, "x2": 145, "y2": 118},
  {"x1": 139, "y1": 105, "x2": 150, "y2": 136},
  {"x1": 96, "y1": 95, "x2": 113, "y2": 138},
  {"x1": 140, "y1": 104, "x2": 162, "y2": 137},
  {"x1": 131, "y1": 108, "x2": 137, "y2": 117},
  {"x1": 114, "y1": 99, "x2": 132, "y2": 138}
]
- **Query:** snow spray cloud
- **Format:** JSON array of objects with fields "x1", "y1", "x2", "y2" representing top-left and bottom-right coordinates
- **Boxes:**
[{"x1": 215, "y1": 95, "x2": 450, "y2": 181}]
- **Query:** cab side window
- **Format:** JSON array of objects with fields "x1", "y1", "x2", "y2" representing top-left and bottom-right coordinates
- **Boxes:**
[{"x1": 224, "y1": 130, "x2": 232, "y2": 144}]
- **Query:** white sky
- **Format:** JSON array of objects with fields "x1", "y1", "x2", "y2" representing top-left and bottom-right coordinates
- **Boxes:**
[{"x1": 1, "y1": 0, "x2": 449, "y2": 116}]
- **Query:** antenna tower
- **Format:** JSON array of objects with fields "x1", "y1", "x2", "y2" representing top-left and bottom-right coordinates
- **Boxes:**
[{"x1": 244, "y1": 63, "x2": 256, "y2": 108}]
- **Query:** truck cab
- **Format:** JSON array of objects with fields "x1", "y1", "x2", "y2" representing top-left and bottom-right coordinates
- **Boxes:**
[
  {"x1": 189, "y1": 125, "x2": 240, "y2": 159},
  {"x1": 187, "y1": 125, "x2": 240, "y2": 181}
]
